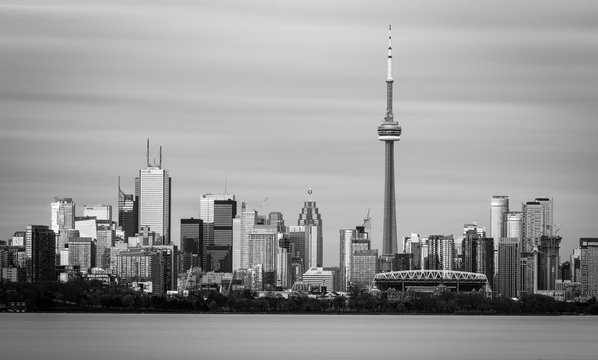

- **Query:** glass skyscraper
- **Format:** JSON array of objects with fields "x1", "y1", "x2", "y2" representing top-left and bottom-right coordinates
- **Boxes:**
[
  {"x1": 50, "y1": 197, "x2": 75, "y2": 254},
  {"x1": 297, "y1": 189, "x2": 323, "y2": 267}
]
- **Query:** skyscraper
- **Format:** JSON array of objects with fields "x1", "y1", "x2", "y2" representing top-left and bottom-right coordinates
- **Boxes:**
[
  {"x1": 50, "y1": 197, "x2": 75, "y2": 254},
  {"x1": 26, "y1": 225, "x2": 56, "y2": 282},
  {"x1": 138, "y1": 140, "x2": 171, "y2": 245},
  {"x1": 180, "y1": 218, "x2": 203, "y2": 270},
  {"x1": 298, "y1": 188, "x2": 323, "y2": 267},
  {"x1": 200, "y1": 193, "x2": 237, "y2": 272},
  {"x1": 497, "y1": 238, "x2": 520, "y2": 298},
  {"x1": 118, "y1": 177, "x2": 138, "y2": 242},
  {"x1": 522, "y1": 198, "x2": 553, "y2": 252},
  {"x1": 490, "y1": 196, "x2": 509, "y2": 245},
  {"x1": 339, "y1": 225, "x2": 369, "y2": 291},
  {"x1": 580, "y1": 238, "x2": 598, "y2": 298},
  {"x1": 506, "y1": 211, "x2": 523, "y2": 240},
  {"x1": 378, "y1": 26, "x2": 402, "y2": 255}
]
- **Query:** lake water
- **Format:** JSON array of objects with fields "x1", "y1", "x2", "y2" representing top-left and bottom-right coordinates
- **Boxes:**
[{"x1": 0, "y1": 314, "x2": 596, "y2": 359}]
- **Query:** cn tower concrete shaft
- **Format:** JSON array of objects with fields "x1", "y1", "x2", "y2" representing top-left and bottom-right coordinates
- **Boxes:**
[{"x1": 382, "y1": 141, "x2": 398, "y2": 255}]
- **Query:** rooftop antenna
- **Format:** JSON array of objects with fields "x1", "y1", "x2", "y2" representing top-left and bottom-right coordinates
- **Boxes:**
[
  {"x1": 146, "y1": 139, "x2": 150, "y2": 168},
  {"x1": 159, "y1": 146, "x2": 162, "y2": 168},
  {"x1": 307, "y1": 187, "x2": 313, "y2": 202}
]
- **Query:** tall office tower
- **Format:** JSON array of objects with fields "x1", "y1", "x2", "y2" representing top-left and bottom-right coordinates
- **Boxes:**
[
  {"x1": 248, "y1": 227, "x2": 278, "y2": 274},
  {"x1": 288, "y1": 225, "x2": 319, "y2": 269},
  {"x1": 297, "y1": 188, "x2": 323, "y2": 267},
  {"x1": 277, "y1": 236, "x2": 294, "y2": 289},
  {"x1": 116, "y1": 248, "x2": 162, "y2": 295},
  {"x1": 497, "y1": 238, "x2": 520, "y2": 298},
  {"x1": 462, "y1": 227, "x2": 494, "y2": 286},
  {"x1": 506, "y1": 211, "x2": 523, "y2": 240},
  {"x1": 68, "y1": 237, "x2": 96, "y2": 271},
  {"x1": 537, "y1": 235, "x2": 561, "y2": 290},
  {"x1": 522, "y1": 197, "x2": 553, "y2": 252},
  {"x1": 571, "y1": 248, "x2": 582, "y2": 282},
  {"x1": 339, "y1": 226, "x2": 369, "y2": 291},
  {"x1": 181, "y1": 218, "x2": 203, "y2": 271},
  {"x1": 138, "y1": 140, "x2": 171, "y2": 245},
  {"x1": 580, "y1": 238, "x2": 598, "y2": 298},
  {"x1": 25, "y1": 225, "x2": 56, "y2": 282},
  {"x1": 50, "y1": 197, "x2": 75, "y2": 253},
  {"x1": 118, "y1": 177, "x2": 138, "y2": 241},
  {"x1": 378, "y1": 25, "x2": 402, "y2": 256},
  {"x1": 233, "y1": 203, "x2": 257, "y2": 270},
  {"x1": 490, "y1": 196, "x2": 509, "y2": 245},
  {"x1": 268, "y1": 212, "x2": 285, "y2": 233},
  {"x1": 426, "y1": 235, "x2": 454, "y2": 270},
  {"x1": 200, "y1": 194, "x2": 237, "y2": 272},
  {"x1": 352, "y1": 249, "x2": 379, "y2": 288},
  {"x1": 83, "y1": 204, "x2": 112, "y2": 223},
  {"x1": 96, "y1": 224, "x2": 115, "y2": 269}
]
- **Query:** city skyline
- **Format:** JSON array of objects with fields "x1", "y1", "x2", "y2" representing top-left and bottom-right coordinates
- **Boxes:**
[{"x1": 1, "y1": 1, "x2": 598, "y2": 267}]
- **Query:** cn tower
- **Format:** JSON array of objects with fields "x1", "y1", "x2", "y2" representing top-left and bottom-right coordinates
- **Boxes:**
[{"x1": 378, "y1": 25, "x2": 401, "y2": 255}]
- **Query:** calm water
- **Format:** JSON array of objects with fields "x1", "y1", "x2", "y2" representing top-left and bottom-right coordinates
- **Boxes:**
[{"x1": 0, "y1": 314, "x2": 596, "y2": 359}]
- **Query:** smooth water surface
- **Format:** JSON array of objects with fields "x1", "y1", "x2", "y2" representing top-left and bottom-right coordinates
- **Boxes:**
[{"x1": 0, "y1": 314, "x2": 595, "y2": 359}]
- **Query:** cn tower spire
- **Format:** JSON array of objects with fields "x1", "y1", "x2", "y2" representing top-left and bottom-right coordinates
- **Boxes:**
[{"x1": 377, "y1": 25, "x2": 402, "y2": 255}]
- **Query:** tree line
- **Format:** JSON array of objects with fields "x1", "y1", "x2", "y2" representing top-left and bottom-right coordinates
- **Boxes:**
[{"x1": 1, "y1": 280, "x2": 598, "y2": 314}]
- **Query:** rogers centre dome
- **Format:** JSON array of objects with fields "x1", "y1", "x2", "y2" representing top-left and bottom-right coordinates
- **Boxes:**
[{"x1": 374, "y1": 270, "x2": 490, "y2": 293}]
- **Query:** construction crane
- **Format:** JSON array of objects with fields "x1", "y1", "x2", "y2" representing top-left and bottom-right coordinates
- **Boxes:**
[{"x1": 362, "y1": 208, "x2": 372, "y2": 231}]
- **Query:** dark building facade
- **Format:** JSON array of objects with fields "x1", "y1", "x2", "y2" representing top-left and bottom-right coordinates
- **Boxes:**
[
  {"x1": 26, "y1": 225, "x2": 56, "y2": 283},
  {"x1": 180, "y1": 218, "x2": 203, "y2": 271}
]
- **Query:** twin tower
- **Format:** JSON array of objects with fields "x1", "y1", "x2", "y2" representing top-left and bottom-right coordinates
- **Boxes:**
[{"x1": 377, "y1": 25, "x2": 402, "y2": 255}]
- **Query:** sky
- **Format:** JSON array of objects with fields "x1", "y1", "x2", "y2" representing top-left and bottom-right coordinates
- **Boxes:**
[{"x1": 1, "y1": 0, "x2": 597, "y2": 266}]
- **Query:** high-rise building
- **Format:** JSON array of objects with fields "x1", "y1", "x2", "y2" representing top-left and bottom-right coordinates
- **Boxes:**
[
  {"x1": 50, "y1": 197, "x2": 75, "y2": 254},
  {"x1": 26, "y1": 225, "x2": 56, "y2": 282},
  {"x1": 352, "y1": 249, "x2": 379, "y2": 288},
  {"x1": 490, "y1": 196, "x2": 509, "y2": 246},
  {"x1": 96, "y1": 224, "x2": 115, "y2": 269},
  {"x1": 497, "y1": 238, "x2": 520, "y2": 298},
  {"x1": 462, "y1": 227, "x2": 494, "y2": 286},
  {"x1": 339, "y1": 225, "x2": 369, "y2": 291},
  {"x1": 580, "y1": 238, "x2": 598, "y2": 298},
  {"x1": 83, "y1": 204, "x2": 112, "y2": 223},
  {"x1": 506, "y1": 211, "x2": 523, "y2": 240},
  {"x1": 268, "y1": 212, "x2": 285, "y2": 233},
  {"x1": 537, "y1": 235, "x2": 561, "y2": 291},
  {"x1": 302, "y1": 267, "x2": 336, "y2": 291},
  {"x1": 378, "y1": 25, "x2": 402, "y2": 256},
  {"x1": 522, "y1": 198, "x2": 553, "y2": 252},
  {"x1": 248, "y1": 227, "x2": 278, "y2": 273},
  {"x1": 297, "y1": 189, "x2": 323, "y2": 267},
  {"x1": 75, "y1": 216, "x2": 98, "y2": 241},
  {"x1": 68, "y1": 237, "x2": 96, "y2": 271},
  {"x1": 180, "y1": 218, "x2": 203, "y2": 271},
  {"x1": 426, "y1": 235, "x2": 454, "y2": 271},
  {"x1": 118, "y1": 177, "x2": 138, "y2": 241},
  {"x1": 232, "y1": 203, "x2": 256, "y2": 271},
  {"x1": 138, "y1": 140, "x2": 171, "y2": 245},
  {"x1": 200, "y1": 193, "x2": 237, "y2": 272}
]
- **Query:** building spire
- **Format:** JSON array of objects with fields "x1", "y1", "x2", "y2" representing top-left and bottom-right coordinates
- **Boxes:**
[{"x1": 387, "y1": 24, "x2": 393, "y2": 82}]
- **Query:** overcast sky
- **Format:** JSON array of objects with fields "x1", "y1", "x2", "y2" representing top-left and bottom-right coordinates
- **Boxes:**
[{"x1": 1, "y1": 0, "x2": 597, "y2": 266}]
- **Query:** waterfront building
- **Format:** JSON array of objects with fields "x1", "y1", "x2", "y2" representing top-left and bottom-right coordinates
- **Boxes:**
[
  {"x1": 580, "y1": 238, "x2": 598, "y2": 298},
  {"x1": 497, "y1": 238, "x2": 520, "y2": 298},
  {"x1": 25, "y1": 225, "x2": 56, "y2": 282},
  {"x1": 351, "y1": 249, "x2": 379, "y2": 288},
  {"x1": 537, "y1": 235, "x2": 561, "y2": 291},
  {"x1": 68, "y1": 237, "x2": 96, "y2": 272},
  {"x1": 303, "y1": 267, "x2": 336, "y2": 291},
  {"x1": 339, "y1": 225, "x2": 369, "y2": 291}
]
